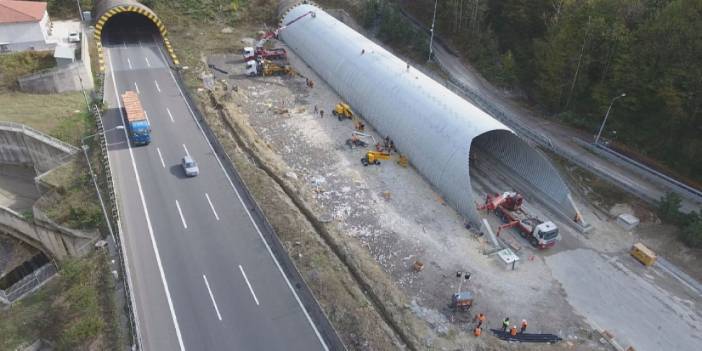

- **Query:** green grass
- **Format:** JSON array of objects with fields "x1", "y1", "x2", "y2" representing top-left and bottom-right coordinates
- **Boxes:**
[
  {"x1": 0, "y1": 254, "x2": 118, "y2": 351},
  {"x1": 0, "y1": 51, "x2": 56, "y2": 91},
  {"x1": 0, "y1": 92, "x2": 89, "y2": 144}
]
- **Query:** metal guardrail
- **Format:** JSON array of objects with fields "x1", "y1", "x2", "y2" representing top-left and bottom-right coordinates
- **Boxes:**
[
  {"x1": 593, "y1": 143, "x2": 702, "y2": 201},
  {"x1": 90, "y1": 99, "x2": 141, "y2": 350},
  {"x1": 0, "y1": 263, "x2": 57, "y2": 304}
]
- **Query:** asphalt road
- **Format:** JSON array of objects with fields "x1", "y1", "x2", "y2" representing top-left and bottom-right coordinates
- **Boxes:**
[{"x1": 100, "y1": 31, "x2": 327, "y2": 350}]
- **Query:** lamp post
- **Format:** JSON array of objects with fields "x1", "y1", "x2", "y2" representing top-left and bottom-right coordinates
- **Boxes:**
[
  {"x1": 594, "y1": 93, "x2": 626, "y2": 145},
  {"x1": 428, "y1": 0, "x2": 438, "y2": 62},
  {"x1": 81, "y1": 125, "x2": 124, "y2": 243}
]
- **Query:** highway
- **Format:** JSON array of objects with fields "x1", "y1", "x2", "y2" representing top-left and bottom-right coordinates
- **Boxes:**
[{"x1": 100, "y1": 26, "x2": 327, "y2": 350}]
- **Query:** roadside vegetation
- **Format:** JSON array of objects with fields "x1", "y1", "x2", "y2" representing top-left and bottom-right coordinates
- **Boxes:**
[
  {"x1": 658, "y1": 193, "x2": 702, "y2": 248},
  {"x1": 0, "y1": 51, "x2": 55, "y2": 90},
  {"x1": 0, "y1": 253, "x2": 121, "y2": 351},
  {"x1": 385, "y1": 0, "x2": 701, "y2": 187}
]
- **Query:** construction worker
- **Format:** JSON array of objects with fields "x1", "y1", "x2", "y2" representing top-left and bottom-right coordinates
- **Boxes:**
[
  {"x1": 474, "y1": 313, "x2": 486, "y2": 328},
  {"x1": 314, "y1": 105, "x2": 318, "y2": 114},
  {"x1": 502, "y1": 317, "x2": 510, "y2": 332},
  {"x1": 520, "y1": 319, "x2": 528, "y2": 333},
  {"x1": 361, "y1": 49, "x2": 365, "y2": 55},
  {"x1": 473, "y1": 326, "x2": 481, "y2": 337},
  {"x1": 510, "y1": 325, "x2": 518, "y2": 336},
  {"x1": 320, "y1": 109, "x2": 324, "y2": 118}
]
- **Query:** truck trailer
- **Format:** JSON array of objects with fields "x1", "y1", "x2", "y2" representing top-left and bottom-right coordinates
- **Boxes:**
[{"x1": 121, "y1": 91, "x2": 151, "y2": 145}]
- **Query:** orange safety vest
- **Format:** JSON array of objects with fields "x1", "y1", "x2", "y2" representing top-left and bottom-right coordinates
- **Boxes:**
[
  {"x1": 510, "y1": 326, "x2": 517, "y2": 336},
  {"x1": 474, "y1": 327, "x2": 481, "y2": 337}
]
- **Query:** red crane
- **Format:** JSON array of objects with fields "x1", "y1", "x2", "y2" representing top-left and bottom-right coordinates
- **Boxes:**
[{"x1": 256, "y1": 10, "x2": 316, "y2": 48}]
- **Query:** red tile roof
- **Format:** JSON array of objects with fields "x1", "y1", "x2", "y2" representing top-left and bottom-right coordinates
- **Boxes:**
[{"x1": 0, "y1": 1, "x2": 47, "y2": 24}]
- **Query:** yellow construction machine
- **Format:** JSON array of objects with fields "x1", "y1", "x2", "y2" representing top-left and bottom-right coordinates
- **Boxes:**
[
  {"x1": 361, "y1": 151, "x2": 391, "y2": 166},
  {"x1": 246, "y1": 59, "x2": 295, "y2": 77},
  {"x1": 332, "y1": 102, "x2": 353, "y2": 121}
]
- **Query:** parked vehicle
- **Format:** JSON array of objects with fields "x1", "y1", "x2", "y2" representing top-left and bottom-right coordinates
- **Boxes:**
[
  {"x1": 68, "y1": 32, "x2": 81, "y2": 43},
  {"x1": 479, "y1": 192, "x2": 559, "y2": 249}
]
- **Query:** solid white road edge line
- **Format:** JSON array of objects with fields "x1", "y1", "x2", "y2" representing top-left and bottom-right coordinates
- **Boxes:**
[
  {"x1": 202, "y1": 275, "x2": 223, "y2": 321},
  {"x1": 238, "y1": 265, "x2": 259, "y2": 306},
  {"x1": 155, "y1": 42, "x2": 328, "y2": 350},
  {"x1": 127, "y1": 57, "x2": 132, "y2": 70},
  {"x1": 155, "y1": 80, "x2": 161, "y2": 93},
  {"x1": 156, "y1": 147, "x2": 166, "y2": 168},
  {"x1": 205, "y1": 193, "x2": 220, "y2": 221},
  {"x1": 107, "y1": 49, "x2": 187, "y2": 351},
  {"x1": 134, "y1": 82, "x2": 140, "y2": 94},
  {"x1": 145, "y1": 56, "x2": 151, "y2": 67},
  {"x1": 182, "y1": 144, "x2": 190, "y2": 157},
  {"x1": 167, "y1": 108, "x2": 175, "y2": 123},
  {"x1": 144, "y1": 110, "x2": 150, "y2": 124},
  {"x1": 175, "y1": 200, "x2": 187, "y2": 229}
]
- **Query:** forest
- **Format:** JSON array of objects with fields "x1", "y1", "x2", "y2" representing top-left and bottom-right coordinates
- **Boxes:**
[{"x1": 389, "y1": 0, "x2": 701, "y2": 186}]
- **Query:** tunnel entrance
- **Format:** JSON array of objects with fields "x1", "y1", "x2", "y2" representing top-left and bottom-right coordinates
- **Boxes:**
[
  {"x1": 93, "y1": 1, "x2": 179, "y2": 71},
  {"x1": 468, "y1": 130, "x2": 580, "y2": 228},
  {"x1": 101, "y1": 12, "x2": 160, "y2": 46}
]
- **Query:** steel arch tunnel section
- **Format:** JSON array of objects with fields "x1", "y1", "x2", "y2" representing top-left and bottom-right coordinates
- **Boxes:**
[
  {"x1": 93, "y1": 0, "x2": 179, "y2": 71},
  {"x1": 279, "y1": 3, "x2": 587, "y2": 230}
]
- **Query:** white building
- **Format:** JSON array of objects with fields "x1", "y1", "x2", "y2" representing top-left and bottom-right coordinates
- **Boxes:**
[{"x1": 0, "y1": 0, "x2": 51, "y2": 53}]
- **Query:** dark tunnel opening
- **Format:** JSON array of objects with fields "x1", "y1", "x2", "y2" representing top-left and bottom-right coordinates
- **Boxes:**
[{"x1": 101, "y1": 12, "x2": 160, "y2": 46}]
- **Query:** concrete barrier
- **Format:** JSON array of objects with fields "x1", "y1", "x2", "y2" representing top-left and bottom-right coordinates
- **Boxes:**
[
  {"x1": 0, "y1": 205, "x2": 95, "y2": 261},
  {"x1": 17, "y1": 62, "x2": 93, "y2": 94},
  {"x1": 0, "y1": 122, "x2": 78, "y2": 174}
]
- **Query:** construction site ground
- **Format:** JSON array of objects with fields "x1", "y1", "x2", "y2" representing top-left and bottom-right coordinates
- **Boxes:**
[{"x1": 197, "y1": 34, "x2": 702, "y2": 350}]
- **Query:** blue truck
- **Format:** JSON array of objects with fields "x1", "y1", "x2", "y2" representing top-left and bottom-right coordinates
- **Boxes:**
[{"x1": 121, "y1": 91, "x2": 151, "y2": 145}]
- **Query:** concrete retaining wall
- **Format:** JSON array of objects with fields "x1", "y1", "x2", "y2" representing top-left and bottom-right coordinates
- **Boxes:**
[
  {"x1": 0, "y1": 122, "x2": 78, "y2": 174},
  {"x1": 0, "y1": 205, "x2": 95, "y2": 261},
  {"x1": 18, "y1": 62, "x2": 93, "y2": 94}
]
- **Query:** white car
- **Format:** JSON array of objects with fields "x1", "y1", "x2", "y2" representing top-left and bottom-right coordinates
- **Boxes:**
[
  {"x1": 68, "y1": 32, "x2": 81, "y2": 43},
  {"x1": 181, "y1": 155, "x2": 199, "y2": 177}
]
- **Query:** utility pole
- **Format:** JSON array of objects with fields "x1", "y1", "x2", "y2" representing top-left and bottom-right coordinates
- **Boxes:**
[
  {"x1": 428, "y1": 0, "x2": 439, "y2": 62},
  {"x1": 594, "y1": 93, "x2": 626, "y2": 145},
  {"x1": 81, "y1": 125, "x2": 124, "y2": 243},
  {"x1": 76, "y1": 0, "x2": 83, "y2": 22}
]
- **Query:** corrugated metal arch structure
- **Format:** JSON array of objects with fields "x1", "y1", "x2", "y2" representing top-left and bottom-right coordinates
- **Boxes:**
[
  {"x1": 93, "y1": 0, "x2": 179, "y2": 71},
  {"x1": 280, "y1": 3, "x2": 581, "y2": 227}
]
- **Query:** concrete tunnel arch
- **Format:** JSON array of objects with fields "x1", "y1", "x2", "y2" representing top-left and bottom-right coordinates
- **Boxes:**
[
  {"x1": 278, "y1": 3, "x2": 586, "y2": 229},
  {"x1": 93, "y1": 0, "x2": 179, "y2": 71}
]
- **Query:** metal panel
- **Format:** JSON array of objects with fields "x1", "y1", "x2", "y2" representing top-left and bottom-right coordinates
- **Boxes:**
[{"x1": 280, "y1": 4, "x2": 574, "y2": 226}]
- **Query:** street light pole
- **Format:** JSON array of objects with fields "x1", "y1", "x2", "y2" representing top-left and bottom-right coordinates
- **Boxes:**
[
  {"x1": 428, "y1": 0, "x2": 438, "y2": 62},
  {"x1": 594, "y1": 93, "x2": 626, "y2": 145}
]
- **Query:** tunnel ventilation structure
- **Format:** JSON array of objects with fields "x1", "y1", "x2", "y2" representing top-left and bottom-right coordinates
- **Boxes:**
[
  {"x1": 93, "y1": 0, "x2": 179, "y2": 71},
  {"x1": 279, "y1": 3, "x2": 585, "y2": 229}
]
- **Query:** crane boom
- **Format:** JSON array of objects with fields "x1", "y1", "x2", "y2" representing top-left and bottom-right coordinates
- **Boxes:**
[{"x1": 256, "y1": 10, "x2": 316, "y2": 48}]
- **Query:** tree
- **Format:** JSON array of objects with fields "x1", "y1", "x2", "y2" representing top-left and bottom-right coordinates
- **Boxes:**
[
  {"x1": 657, "y1": 192, "x2": 683, "y2": 224},
  {"x1": 680, "y1": 213, "x2": 702, "y2": 248}
]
